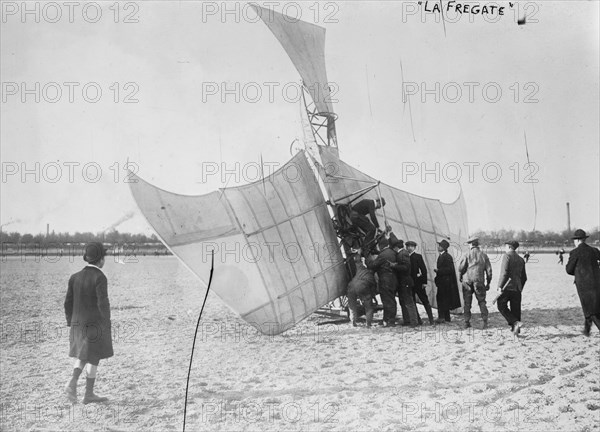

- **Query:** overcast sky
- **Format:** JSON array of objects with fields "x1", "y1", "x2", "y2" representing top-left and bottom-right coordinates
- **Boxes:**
[{"x1": 1, "y1": 1, "x2": 598, "y2": 235}]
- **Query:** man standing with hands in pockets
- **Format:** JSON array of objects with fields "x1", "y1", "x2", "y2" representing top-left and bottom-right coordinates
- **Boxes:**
[{"x1": 496, "y1": 240, "x2": 527, "y2": 336}]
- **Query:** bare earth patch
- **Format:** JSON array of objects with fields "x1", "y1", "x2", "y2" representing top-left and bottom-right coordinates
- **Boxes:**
[{"x1": 1, "y1": 254, "x2": 599, "y2": 431}]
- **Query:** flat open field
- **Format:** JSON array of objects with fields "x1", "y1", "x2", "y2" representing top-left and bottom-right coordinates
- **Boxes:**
[{"x1": 1, "y1": 252, "x2": 599, "y2": 431}]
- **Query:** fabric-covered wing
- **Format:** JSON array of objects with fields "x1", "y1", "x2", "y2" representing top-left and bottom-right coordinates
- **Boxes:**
[
  {"x1": 129, "y1": 152, "x2": 347, "y2": 334},
  {"x1": 318, "y1": 147, "x2": 468, "y2": 311},
  {"x1": 251, "y1": 4, "x2": 334, "y2": 115}
]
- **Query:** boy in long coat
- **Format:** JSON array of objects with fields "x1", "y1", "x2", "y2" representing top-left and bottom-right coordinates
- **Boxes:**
[
  {"x1": 565, "y1": 229, "x2": 600, "y2": 336},
  {"x1": 434, "y1": 240, "x2": 462, "y2": 322},
  {"x1": 64, "y1": 242, "x2": 113, "y2": 404}
]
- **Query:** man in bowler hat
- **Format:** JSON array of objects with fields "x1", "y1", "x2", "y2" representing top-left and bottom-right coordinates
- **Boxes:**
[
  {"x1": 496, "y1": 240, "x2": 527, "y2": 335},
  {"x1": 566, "y1": 229, "x2": 600, "y2": 336},
  {"x1": 64, "y1": 242, "x2": 113, "y2": 404},
  {"x1": 458, "y1": 237, "x2": 493, "y2": 329},
  {"x1": 434, "y1": 239, "x2": 462, "y2": 323}
]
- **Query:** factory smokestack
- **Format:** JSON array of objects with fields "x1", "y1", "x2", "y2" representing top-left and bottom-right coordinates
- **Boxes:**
[{"x1": 566, "y1": 202, "x2": 571, "y2": 235}]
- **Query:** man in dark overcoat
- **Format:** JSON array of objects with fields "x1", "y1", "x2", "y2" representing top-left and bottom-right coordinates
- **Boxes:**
[
  {"x1": 64, "y1": 242, "x2": 113, "y2": 404},
  {"x1": 496, "y1": 240, "x2": 527, "y2": 336},
  {"x1": 406, "y1": 240, "x2": 435, "y2": 325},
  {"x1": 434, "y1": 240, "x2": 462, "y2": 323},
  {"x1": 565, "y1": 229, "x2": 600, "y2": 336},
  {"x1": 367, "y1": 236, "x2": 398, "y2": 326}
]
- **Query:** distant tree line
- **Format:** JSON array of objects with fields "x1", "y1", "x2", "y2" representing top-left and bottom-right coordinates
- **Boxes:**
[
  {"x1": 470, "y1": 227, "x2": 600, "y2": 246},
  {"x1": 1, "y1": 227, "x2": 598, "y2": 247},
  {"x1": 0, "y1": 230, "x2": 160, "y2": 245}
]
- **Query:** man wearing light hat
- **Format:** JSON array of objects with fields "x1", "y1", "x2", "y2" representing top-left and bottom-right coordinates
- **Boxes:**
[
  {"x1": 565, "y1": 229, "x2": 600, "y2": 336},
  {"x1": 64, "y1": 242, "x2": 113, "y2": 404},
  {"x1": 458, "y1": 237, "x2": 492, "y2": 329},
  {"x1": 496, "y1": 240, "x2": 527, "y2": 335}
]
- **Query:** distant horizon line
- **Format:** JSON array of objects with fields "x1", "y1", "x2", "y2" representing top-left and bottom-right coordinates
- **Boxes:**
[{"x1": 1, "y1": 226, "x2": 598, "y2": 236}]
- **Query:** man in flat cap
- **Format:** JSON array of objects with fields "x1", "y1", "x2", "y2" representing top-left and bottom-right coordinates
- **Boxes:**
[
  {"x1": 496, "y1": 240, "x2": 527, "y2": 335},
  {"x1": 367, "y1": 236, "x2": 399, "y2": 326},
  {"x1": 64, "y1": 242, "x2": 113, "y2": 404},
  {"x1": 434, "y1": 239, "x2": 462, "y2": 323},
  {"x1": 389, "y1": 232, "x2": 419, "y2": 327},
  {"x1": 406, "y1": 240, "x2": 435, "y2": 325},
  {"x1": 458, "y1": 237, "x2": 492, "y2": 329},
  {"x1": 351, "y1": 197, "x2": 386, "y2": 251},
  {"x1": 565, "y1": 229, "x2": 600, "y2": 336}
]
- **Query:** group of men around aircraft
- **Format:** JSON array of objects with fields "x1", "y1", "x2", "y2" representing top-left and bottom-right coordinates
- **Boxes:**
[
  {"x1": 345, "y1": 197, "x2": 600, "y2": 337},
  {"x1": 60, "y1": 197, "x2": 599, "y2": 405}
]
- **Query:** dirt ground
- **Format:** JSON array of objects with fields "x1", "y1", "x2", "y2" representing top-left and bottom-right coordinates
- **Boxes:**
[{"x1": 1, "y1": 252, "x2": 599, "y2": 431}]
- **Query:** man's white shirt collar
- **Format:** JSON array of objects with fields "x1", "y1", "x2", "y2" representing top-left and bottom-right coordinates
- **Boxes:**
[{"x1": 86, "y1": 263, "x2": 105, "y2": 274}]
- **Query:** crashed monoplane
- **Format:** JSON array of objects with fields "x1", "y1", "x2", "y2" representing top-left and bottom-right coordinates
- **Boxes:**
[{"x1": 129, "y1": 5, "x2": 468, "y2": 335}]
